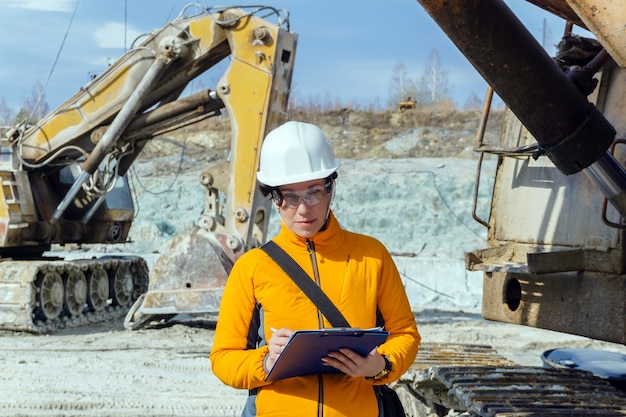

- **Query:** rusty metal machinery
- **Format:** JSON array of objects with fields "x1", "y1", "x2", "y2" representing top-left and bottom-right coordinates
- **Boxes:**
[
  {"x1": 396, "y1": 343, "x2": 626, "y2": 416},
  {"x1": 416, "y1": 0, "x2": 626, "y2": 344}
]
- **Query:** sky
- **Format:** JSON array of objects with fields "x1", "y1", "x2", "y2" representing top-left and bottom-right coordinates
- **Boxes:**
[{"x1": 0, "y1": 0, "x2": 578, "y2": 114}]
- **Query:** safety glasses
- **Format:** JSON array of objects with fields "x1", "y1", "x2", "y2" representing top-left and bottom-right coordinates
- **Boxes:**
[{"x1": 273, "y1": 186, "x2": 328, "y2": 209}]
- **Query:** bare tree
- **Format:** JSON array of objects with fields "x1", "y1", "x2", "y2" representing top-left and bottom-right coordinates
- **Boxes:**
[
  {"x1": 540, "y1": 17, "x2": 556, "y2": 55},
  {"x1": 418, "y1": 49, "x2": 450, "y2": 105},
  {"x1": 16, "y1": 82, "x2": 50, "y2": 125},
  {"x1": 464, "y1": 92, "x2": 483, "y2": 111},
  {"x1": 388, "y1": 62, "x2": 417, "y2": 108},
  {"x1": 0, "y1": 98, "x2": 15, "y2": 127}
]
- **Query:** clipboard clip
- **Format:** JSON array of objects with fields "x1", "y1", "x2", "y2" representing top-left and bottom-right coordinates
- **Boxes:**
[{"x1": 321, "y1": 329, "x2": 364, "y2": 337}]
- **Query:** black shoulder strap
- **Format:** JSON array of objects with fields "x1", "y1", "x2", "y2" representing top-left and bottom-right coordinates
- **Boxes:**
[{"x1": 261, "y1": 241, "x2": 350, "y2": 328}]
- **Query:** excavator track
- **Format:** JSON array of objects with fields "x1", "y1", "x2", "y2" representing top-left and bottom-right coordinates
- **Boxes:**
[
  {"x1": 396, "y1": 343, "x2": 626, "y2": 416},
  {"x1": 0, "y1": 256, "x2": 149, "y2": 333}
]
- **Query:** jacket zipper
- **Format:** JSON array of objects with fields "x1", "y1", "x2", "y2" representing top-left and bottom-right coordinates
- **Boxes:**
[
  {"x1": 306, "y1": 239, "x2": 325, "y2": 417},
  {"x1": 305, "y1": 239, "x2": 325, "y2": 329}
]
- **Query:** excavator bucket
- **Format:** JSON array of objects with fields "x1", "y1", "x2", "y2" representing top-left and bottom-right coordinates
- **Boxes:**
[{"x1": 124, "y1": 228, "x2": 234, "y2": 329}]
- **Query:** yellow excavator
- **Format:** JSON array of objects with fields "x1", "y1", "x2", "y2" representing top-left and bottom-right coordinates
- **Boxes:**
[
  {"x1": 397, "y1": 98, "x2": 416, "y2": 111},
  {"x1": 0, "y1": 5, "x2": 296, "y2": 333}
]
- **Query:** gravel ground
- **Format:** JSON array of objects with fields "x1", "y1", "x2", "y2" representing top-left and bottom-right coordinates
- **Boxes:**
[{"x1": 0, "y1": 311, "x2": 622, "y2": 417}]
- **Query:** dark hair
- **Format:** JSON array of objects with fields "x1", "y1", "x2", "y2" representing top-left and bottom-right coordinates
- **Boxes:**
[{"x1": 259, "y1": 172, "x2": 338, "y2": 205}]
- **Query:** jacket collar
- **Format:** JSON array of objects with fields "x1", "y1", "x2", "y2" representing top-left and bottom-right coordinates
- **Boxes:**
[{"x1": 277, "y1": 211, "x2": 346, "y2": 253}]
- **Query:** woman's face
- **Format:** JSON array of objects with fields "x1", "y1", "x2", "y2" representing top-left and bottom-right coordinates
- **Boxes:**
[{"x1": 276, "y1": 178, "x2": 331, "y2": 238}]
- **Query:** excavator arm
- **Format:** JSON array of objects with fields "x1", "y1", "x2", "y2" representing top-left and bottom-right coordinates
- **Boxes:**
[{"x1": 125, "y1": 6, "x2": 299, "y2": 328}]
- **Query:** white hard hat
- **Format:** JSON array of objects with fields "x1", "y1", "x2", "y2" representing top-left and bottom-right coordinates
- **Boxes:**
[{"x1": 257, "y1": 121, "x2": 340, "y2": 187}]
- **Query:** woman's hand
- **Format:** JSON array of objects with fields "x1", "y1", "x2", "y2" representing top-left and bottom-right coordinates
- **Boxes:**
[
  {"x1": 321, "y1": 347, "x2": 386, "y2": 378},
  {"x1": 264, "y1": 327, "x2": 293, "y2": 372}
]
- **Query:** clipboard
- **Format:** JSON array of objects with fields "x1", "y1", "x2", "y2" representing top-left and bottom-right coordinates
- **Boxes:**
[{"x1": 265, "y1": 328, "x2": 389, "y2": 381}]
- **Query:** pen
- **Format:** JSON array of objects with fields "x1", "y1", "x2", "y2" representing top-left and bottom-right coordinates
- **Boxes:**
[{"x1": 270, "y1": 327, "x2": 278, "y2": 332}]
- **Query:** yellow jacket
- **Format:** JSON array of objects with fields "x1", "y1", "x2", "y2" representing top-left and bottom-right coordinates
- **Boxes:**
[{"x1": 210, "y1": 212, "x2": 420, "y2": 416}]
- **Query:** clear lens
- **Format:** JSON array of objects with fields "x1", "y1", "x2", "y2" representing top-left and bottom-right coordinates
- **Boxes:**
[{"x1": 281, "y1": 188, "x2": 326, "y2": 208}]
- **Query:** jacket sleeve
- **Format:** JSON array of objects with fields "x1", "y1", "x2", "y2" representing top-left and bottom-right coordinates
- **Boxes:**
[
  {"x1": 209, "y1": 250, "x2": 272, "y2": 390},
  {"x1": 374, "y1": 245, "x2": 421, "y2": 384}
]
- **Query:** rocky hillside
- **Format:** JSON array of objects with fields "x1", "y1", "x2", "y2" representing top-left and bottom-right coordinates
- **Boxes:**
[{"x1": 134, "y1": 108, "x2": 505, "y2": 173}]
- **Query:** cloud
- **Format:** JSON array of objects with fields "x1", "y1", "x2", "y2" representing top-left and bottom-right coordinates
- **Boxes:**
[
  {"x1": 3, "y1": 0, "x2": 76, "y2": 12},
  {"x1": 93, "y1": 22, "x2": 143, "y2": 49}
]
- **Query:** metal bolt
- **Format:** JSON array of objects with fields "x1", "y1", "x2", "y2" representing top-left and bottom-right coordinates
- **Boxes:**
[
  {"x1": 227, "y1": 236, "x2": 241, "y2": 251},
  {"x1": 197, "y1": 215, "x2": 216, "y2": 231},
  {"x1": 199, "y1": 172, "x2": 214, "y2": 186},
  {"x1": 234, "y1": 208, "x2": 249, "y2": 222},
  {"x1": 218, "y1": 83, "x2": 230, "y2": 95},
  {"x1": 254, "y1": 27, "x2": 271, "y2": 44}
]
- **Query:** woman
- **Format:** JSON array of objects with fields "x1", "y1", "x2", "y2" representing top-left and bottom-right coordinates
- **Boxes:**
[{"x1": 210, "y1": 121, "x2": 420, "y2": 416}]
